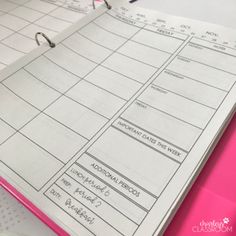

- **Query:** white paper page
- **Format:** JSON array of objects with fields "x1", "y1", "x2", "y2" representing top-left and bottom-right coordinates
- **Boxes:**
[
  {"x1": 0, "y1": 1, "x2": 236, "y2": 235},
  {"x1": 0, "y1": 0, "x2": 102, "y2": 71},
  {"x1": 0, "y1": 1, "x2": 101, "y2": 234}
]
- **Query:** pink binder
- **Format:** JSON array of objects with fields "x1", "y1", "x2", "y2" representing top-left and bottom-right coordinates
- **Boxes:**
[
  {"x1": 164, "y1": 114, "x2": 236, "y2": 236},
  {"x1": 0, "y1": 176, "x2": 70, "y2": 236}
]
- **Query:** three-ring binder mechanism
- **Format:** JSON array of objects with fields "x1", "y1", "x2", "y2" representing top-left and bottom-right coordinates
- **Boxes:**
[
  {"x1": 35, "y1": 32, "x2": 56, "y2": 48},
  {"x1": 35, "y1": 0, "x2": 111, "y2": 49}
]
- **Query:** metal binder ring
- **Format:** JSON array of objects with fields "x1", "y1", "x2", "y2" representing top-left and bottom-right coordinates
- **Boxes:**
[
  {"x1": 92, "y1": 0, "x2": 112, "y2": 10},
  {"x1": 35, "y1": 32, "x2": 56, "y2": 48}
]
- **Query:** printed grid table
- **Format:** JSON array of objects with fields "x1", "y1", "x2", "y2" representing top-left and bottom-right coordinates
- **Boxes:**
[{"x1": 0, "y1": 0, "x2": 96, "y2": 71}]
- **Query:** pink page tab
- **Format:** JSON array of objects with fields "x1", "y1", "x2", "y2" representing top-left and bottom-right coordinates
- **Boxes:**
[
  {"x1": 164, "y1": 114, "x2": 236, "y2": 236},
  {"x1": 0, "y1": 176, "x2": 70, "y2": 236}
]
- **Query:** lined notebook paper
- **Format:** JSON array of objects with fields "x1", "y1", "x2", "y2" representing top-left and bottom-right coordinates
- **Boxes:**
[{"x1": 0, "y1": 0, "x2": 235, "y2": 235}]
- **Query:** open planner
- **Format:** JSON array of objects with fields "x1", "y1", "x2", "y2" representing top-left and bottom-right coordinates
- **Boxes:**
[{"x1": 0, "y1": 0, "x2": 236, "y2": 235}]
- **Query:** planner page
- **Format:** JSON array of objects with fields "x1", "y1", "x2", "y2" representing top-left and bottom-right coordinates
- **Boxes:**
[
  {"x1": 0, "y1": 0, "x2": 236, "y2": 235},
  {"x1": 0, "y1": 0, "x2": 102, "y2": 71}
]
